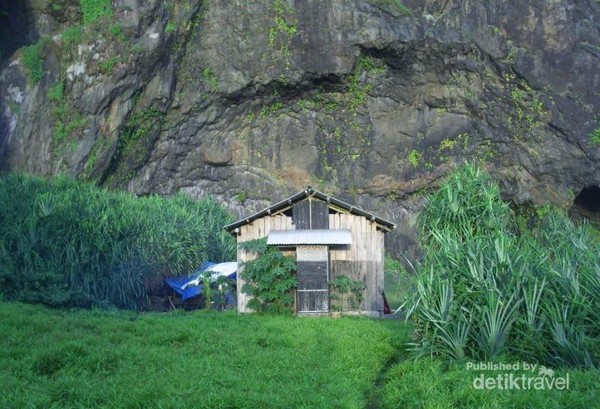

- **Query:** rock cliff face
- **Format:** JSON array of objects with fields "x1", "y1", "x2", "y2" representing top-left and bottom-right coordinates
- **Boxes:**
[{"x1": 1, "y1": 0, "x2": 599, "y2": 255}]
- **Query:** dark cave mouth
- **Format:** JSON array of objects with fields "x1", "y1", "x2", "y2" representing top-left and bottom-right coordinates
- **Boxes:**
[{"x1": 573, "y1": 186, "x2": 600, "y2": 213}]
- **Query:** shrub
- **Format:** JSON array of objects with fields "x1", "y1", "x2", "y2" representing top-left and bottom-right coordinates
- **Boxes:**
[
  {"x1": 240, "y1": 238, "x2": 297, "y2": 314},
  {"x1": 62, "y1": 26, "x2": 83, "y2": 53},
  {"x1": 590, "y1": 127, "x2": 600, "y2": 145},
  {"x1": 405, "y1": 163, "x2": 600, "y2": 367},
  {"x1": 165, "y1": 22, "x2": 177, "y2": 34},
  {"x1": 80, "y1": 0, "x2": 112, "y2": 25},
  {"x1": 21, "y1": 41, "x2": 46, "y2": 84},
  {"x1": 0, "y1": 173, "x2": 236, "y2": 310},
  {"x1": 48, "y1": 82, "x2": 64, "y2": 102},
  {"x1": 408, "y1": 149, "x2": 421, "y2": 167}
]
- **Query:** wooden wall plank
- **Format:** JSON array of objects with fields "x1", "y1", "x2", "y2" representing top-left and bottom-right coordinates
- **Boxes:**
[
  {"x1": 312, "y1": 200, "x2": 329, "y2": 229},
  {"x1": 293, "y1": 201, "x2": 310, "y2": 229}
]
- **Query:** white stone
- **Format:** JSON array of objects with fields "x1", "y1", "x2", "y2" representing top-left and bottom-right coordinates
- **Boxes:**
[
  {"x1": 77, "y1": 44, "x2": 94, "y2": 57},
  {"x1": 66, "y1": 62, "x2": 86, "y2": 81},
  {"x1": 7, "y1": 85, "x2": 23, "y2": 104}
]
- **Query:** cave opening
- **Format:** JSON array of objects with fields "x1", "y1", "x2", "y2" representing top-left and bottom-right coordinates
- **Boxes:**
[
  {"x1": 0, "y1": 0, "x2": 33, "y2": 65},
  {"x1": 573, "y1": 186, "x2": 600, "y2": 213}
]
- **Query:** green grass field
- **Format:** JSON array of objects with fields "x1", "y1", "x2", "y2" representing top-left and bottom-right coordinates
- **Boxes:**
[
  {"x1": 381, "y1": 358, "x2": 600, "y2": 409},
  {"x1": 1, "y1": 302, "x2": 598, "y2": 408},
  {"x1": 0, "y1": 302, "x2": 408, "y2": 408}
]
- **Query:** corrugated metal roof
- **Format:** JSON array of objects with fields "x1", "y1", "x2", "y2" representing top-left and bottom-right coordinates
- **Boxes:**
[
  {"x1": 267, "y1": 229, "x2": 353, "y2": 246},
  {"x1": 224, "y1": 187, "x2": 396, "y2": 233}
]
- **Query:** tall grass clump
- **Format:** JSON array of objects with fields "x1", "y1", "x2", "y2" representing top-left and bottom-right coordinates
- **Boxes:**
[
  {"x1": 405, "y1": 163, "x2": 599, "y2": 367},
  {"x1": 0, "y1": 173, "x2": 236, "y2": 310}
]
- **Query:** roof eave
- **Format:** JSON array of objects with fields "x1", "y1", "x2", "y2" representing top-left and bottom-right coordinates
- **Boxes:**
[{"x1": 223, "y1": 187, "x2": 396, "y2": 234}]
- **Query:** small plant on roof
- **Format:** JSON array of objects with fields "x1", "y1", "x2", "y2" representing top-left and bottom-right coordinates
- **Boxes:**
[{"x1": 240, "y1": 238, "x2": 297, "y2": 314}]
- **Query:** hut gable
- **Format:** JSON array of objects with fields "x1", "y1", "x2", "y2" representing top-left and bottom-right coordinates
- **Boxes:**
[
  {"x1": 225, "y1": 187, "x2": 395, "y2": 316},
  {"x1": 224, "y1": 187, "x2": 395, "y2": 234}
]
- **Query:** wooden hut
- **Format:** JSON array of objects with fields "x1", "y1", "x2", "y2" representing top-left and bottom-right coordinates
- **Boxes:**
[{"x1": 224, "y1": 187, "x2": 395, "y2": 316}]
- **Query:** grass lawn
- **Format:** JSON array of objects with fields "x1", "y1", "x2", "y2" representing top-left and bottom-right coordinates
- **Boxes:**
[
  {"x1": 0, "y1": 302, "x2": 408, "y2": 408},
  {"x1": 1, "y1": 302, "x2": 598, "y2": 408},
  {"x1": 380, "y1": 358, "x2": 600, "y2": 409}
]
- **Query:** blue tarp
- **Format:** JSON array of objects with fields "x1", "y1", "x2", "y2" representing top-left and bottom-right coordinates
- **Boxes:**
[
  {"x1": 164, "y1": 261, "x2": 236, "y2": 303},
  {"x1": 163, "y1": 277, "x2": 205, "y2": 302}
]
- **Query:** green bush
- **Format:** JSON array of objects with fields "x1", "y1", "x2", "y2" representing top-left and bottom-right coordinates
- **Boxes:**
[
  {"x1": 0, "y1": 173, "x2": 236, "y2": 310},
  {"x1": 405, "y1": 163, "x2": 600, "y2": 367},
  {"x1": 80, "y1": 0, "x2": 112, "y2": 25},
  {"x1": 21, "y1": 41, "x2": 46, "y2": 84},
  {"x1": 62, "y1": 26, "x2": 83, "y2": 53},
  {"x1": 48, "y1": 82, "x2": 64, "y2": 102},
  {"x1": 590, "y1": 127, "x2": 600, "y2": 145},
  {"x1": 240, "y1": 238, "x2": 297, "y2": 314}
]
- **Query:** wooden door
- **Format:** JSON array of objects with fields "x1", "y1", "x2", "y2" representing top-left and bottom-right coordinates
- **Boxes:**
[{"x1": 296, "y1": 246, "x2": 329, "y2": 313}]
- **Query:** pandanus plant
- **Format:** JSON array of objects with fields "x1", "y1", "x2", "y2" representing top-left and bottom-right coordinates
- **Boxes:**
[{"x1": 405, "y1": 164, "x2": 599, "y2": 367}]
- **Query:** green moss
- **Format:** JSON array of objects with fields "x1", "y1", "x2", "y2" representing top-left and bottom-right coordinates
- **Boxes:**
[
  {"x1": 165, "y1": 22, "x2": 177, "y2": 34},
  {"x1": 49, "y1": 81, "x2": 88, "y2": 145},
  {"x1": 369, "y1": 0, "x2": 412, "y2": 16},
  {"x1": 108, "y1": 105, "x2": 163, "y2": 182},
  {"x1": 260, "y1": 102, "x2": 285, "y2": 119},
  {"x1": 438, "y1": 138, "x2": 458, "y2": 151},
  {"x1": 408, "y1": 149, "x2": 422, "y2": 167},
  {"x1": 48, "y1": 82, "x2": 64, "y2": 103},
  {"x1": 235, "y1": 191, "x2": 247, "y2": 204},
  {"x1": 21, "y1": 41, "x2": 46, "y2": 84},
  {"x1": 121, "y1": 107, "x2": 161, "y2": 147},
  {"x1": 80, "y1": 0, "x2": 112, "y2": 25},
  {"x1": 504, "y1": 75, "x2": 547, "y2": 137},
  {"x1": 54, "y1": 116, "x2": 88, "y2": 144},
  {"x1": 99, "y1": 56, "x2": 120, "y2": 74},
  {"x1": 268, "y1": 0, "x2": 298, "y2": 66},
  {"x1": 82, "y1": 136, "x2": 112, "y2": 181},
  {"x1": 590, "y1": 127, "x2": 600, "y2": 145},
  {"x1": 203, "y1": 67, "x2": 219, "y2": 89},
  {"x1": 7, "y1": 101, "x2": 20, "y2": 114},
  {"x1": 62, "y1": 26, "x2": 83, "y2": 53},
  {"x1": 348, "y1": 56, "x2": 387, "y2": 114},
  {"x1": 109, "y1": 24, "x2": 126, "y2": 42}
]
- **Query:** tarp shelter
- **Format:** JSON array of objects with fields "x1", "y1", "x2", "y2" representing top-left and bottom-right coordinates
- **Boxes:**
[{"x1": 164, "y1": 262, "x2": 237, "y2": 302}]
